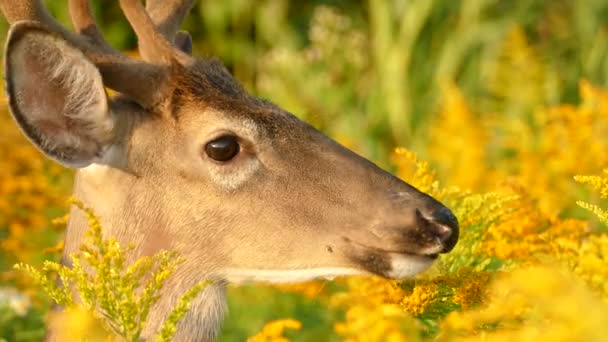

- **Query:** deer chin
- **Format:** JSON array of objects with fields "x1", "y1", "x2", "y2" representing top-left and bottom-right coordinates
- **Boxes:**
[
  {"x1": 343, "y1": 238, "x2": 440, "y2": 279},
  {"x1": 218, "y1": 253, "x2": 436, "y2": 284},
  {"x1": 220, "y1": 267, "x2": 366, "y2": 284},
  {"x1": 385, "y1": 253, "x2": 437, "y2": 279}
]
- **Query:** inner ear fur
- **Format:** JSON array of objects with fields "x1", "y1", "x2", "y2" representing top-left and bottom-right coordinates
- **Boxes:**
[{"x1": 4, "y1": 22, "x2": 115, "y2": 168}]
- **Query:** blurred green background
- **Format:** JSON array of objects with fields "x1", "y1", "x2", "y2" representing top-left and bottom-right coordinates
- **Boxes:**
[
  {"x1": 2, "y1": 0, "x2": 608, "y2": 340},
  {"x1": 0, "y1": 0, "x2": 603, "y2": 163}
]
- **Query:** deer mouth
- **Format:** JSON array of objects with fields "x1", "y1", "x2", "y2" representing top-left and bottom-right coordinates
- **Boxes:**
[
  {"x1": 346, "y1": 237, "x2": 443, "y2": 258},
  {"x1": 342, "y1": 206, "x2": 458, "y2": 276},
  {"x1": 344, "y1": 239, "x2": 441, "y2": 279},
  {"x1": 348, "y1": 249, "x2": 438, "y2": 279},
  {"x1": 385, "y1": 252, "x2": 439, "y2": 279},
  {"x1": 385, "y1": 248, "x2": 442, "y2": 260}
]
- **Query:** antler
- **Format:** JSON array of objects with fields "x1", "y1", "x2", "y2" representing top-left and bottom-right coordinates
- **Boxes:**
[
  {"x1": 0, "y1": 0, "x2": 194, "y2": 107},
  {"x1": 147, "y1": 0, "x2": 195, "y2": 54},
  {"x1": 68, "y1": 0, "x2": 115, "y2": 53},
  {"x1": 146, "y1": 0, "x2": 195, "y2": 41},
  {"x1": 70, "y1": 0, "x2": 192, "y2": 63},
  {"x1": 119, "y1": 0, "x2": 184, "y2": 63}
]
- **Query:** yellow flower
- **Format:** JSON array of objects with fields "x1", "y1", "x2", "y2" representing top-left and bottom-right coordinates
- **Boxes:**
[
  {"x1": 248, "y1": 319, "x2": 302, "y2": 342},
  {"x1": 439, "y1": 267, "x2": 608, "y2": 341},
  {"x1": 451, "y1": 271, "x2": 491, "y2": 310},
  {"x1": 14, "y1": 201, "x2": 208, "y2": 342},
  {"x1": 47, "y1": 307, "x2": 114, "y2": 341},
  {"x1": 401, "y1": 283, "x2": 438, "y2": 315},
  {"x1": 576, "y1": 169, "x2": 608, "y2": 226},
  {"x1": 428, "y1": 82, "x2": 488, "y2": 190}
]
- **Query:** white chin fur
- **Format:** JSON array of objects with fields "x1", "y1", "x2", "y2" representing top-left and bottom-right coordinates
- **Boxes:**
[
  {"x1": 221, "y1": 267, "x2": 366, "y2": 284},
  {"x1": 221, "y1": 255, "x2": 435, "y2": 284},
  {"x1": 387, "y1": 253, "x2": 436, "y2": 279}
]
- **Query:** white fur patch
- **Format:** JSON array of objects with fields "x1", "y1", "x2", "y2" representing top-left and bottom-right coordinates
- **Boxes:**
[
  {"x1": 83, "y1": 144, "x2": 125, "y2": 170},
  {"x1": 207, "y1": 157, "x2": 261, "y2": 191},
  {"x1": 221, "y1": 267, "x2": 365, "y2": 284},
  {"x1": 47, "y1": 42, "x2": 110, "y2": 137},
  {"x1": 202, "y1": 115, "x2": 264, "y2": 191},
  {"x1": 82, "y1": 163, "x2": 109, "y2": 179},
  {"x1": 387, "y1": 254, "x2": 435, "y2": 279},
  {"x1": 222, "y1": 255, "x2": 435, "y2": 283}
]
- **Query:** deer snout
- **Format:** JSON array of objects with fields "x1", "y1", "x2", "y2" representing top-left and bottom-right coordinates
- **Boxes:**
[{"x1": 416, "y1": 206, "x2": 459, "y2": 253}]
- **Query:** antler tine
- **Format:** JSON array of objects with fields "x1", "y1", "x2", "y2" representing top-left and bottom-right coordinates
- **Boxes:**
[
  {"x1": 68, "y1": 0, "x2": 115, "y2": 53},
  {"x1": 0, "y1": 1, "x2": 69, "y2": 35},
  {"x1": 68, "y1": 0, "x2": 174, "y2": 106},
  {"x1": 119, "y1": 0, "x2": 186, "y2": 64},
  {"x1": 145, "y1": 0, "x2": 195, "y2": 41},
  {"x1": 0, "y1": 0, "x2": 168, "y2": 107}
]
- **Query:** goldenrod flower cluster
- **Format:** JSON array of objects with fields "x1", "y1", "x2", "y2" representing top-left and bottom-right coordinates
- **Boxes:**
[
  {"x1": 575, "y1": 169, "x2": 608, "y2": 225},
  {"x1": 242, "y1": 77, "x2": 608, "y2": 340},
  {"x1": 327, "y1": 146, "x2": 608, "y2": 341},
  {"x1": 248, "y1": 319, "x2": 303, "y2": 342},
  {"x1": 429, "y1": 79, "x2": 608, "y2": 215},
  {"x1": 14, "y1": 200, "x2": 208, "y2": 342},
  {"x1": 0, "y1": 109, "x2": 71, "y2": 288},
  {"x1": 438, "y1": 267, "x2": 608, "y2": 341}
]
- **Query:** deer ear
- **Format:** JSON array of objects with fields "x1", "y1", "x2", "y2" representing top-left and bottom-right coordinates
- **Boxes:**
[
  {"x1": 4, "y1": 22, "x2": 115, "y2": 168},
  {"x1": 174, "y1": 31, "x2": 192, "y2": 54}
]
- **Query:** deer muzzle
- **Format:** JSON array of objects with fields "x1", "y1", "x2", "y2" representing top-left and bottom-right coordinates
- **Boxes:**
[{"x1": 415, "y1": 206, "x2": 459, "y2": 254}]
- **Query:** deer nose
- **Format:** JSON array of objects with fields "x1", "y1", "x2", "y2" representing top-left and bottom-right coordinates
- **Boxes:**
[{"x1": 422, "y1": 206, "x2": 459, "y2": 253}]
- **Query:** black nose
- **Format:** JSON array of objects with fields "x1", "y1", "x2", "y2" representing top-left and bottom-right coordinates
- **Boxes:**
[{"x1": 426, "y1": 206, "x2": 459, "y2": 252}]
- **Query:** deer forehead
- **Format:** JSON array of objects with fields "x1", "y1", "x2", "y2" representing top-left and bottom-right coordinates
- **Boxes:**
[{"x1": 177, "y1": 108, "x2": 263, "y2": 141}]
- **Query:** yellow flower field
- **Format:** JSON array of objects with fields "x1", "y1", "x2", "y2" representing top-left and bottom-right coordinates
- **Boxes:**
[
  {"x1": 1, "y1": 1, "x2": 608, "y2": 341},
  {"x1": 3, "y1": 83, "x2": 608, "y2": 341}
]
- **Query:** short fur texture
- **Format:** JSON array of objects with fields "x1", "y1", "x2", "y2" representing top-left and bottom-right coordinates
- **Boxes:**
[{"x1": 5, "y1": 25, "x2": 113, "y2": 167}]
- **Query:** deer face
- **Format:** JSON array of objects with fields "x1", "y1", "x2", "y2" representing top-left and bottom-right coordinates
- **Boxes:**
[
  {"x1": 2, "y1": 1, "x2": 458, "y2": 283},
  {"x1": 81, "y1": 60, "x2": 459, "y2": 281}
]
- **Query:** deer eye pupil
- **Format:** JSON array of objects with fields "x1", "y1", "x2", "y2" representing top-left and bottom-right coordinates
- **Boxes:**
[{"x1": 205, "y1": 135, "x2": 240, "y2": 162}]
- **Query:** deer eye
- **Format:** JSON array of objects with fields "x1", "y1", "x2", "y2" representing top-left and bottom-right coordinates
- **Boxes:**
[{"x1": 205, "y1": 135, "x2": 240, "y2": 162}]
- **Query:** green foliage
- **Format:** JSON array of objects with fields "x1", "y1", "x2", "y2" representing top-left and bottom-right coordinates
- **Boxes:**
[
  {"x1": 222, "y1": 284, "x2": 343, "y2": 341},
  {"x1": 0, "y1": 300, "x2": 45, "y2": 342},
  {"x1": 439, "y1": 191, "x2": 518, "y2": 273},
  {"x1": 2, "y1": 0, "x2": 606, "y2": 161}
]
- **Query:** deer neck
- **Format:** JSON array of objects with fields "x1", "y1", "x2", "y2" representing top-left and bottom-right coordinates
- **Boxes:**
[
  {"x1": 145, "y1": 280, "x2": 227, "y2": 341},
  {"x1": 64, "y1": 164, "x2": 135, "y2": 256},
  {"x1": 63, "y1": 165, "x2": 227, "y2": 341}
]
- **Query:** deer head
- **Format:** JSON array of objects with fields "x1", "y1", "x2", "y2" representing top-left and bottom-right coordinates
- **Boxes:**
[{"x1": 1, "y1": 1, "x2": 458, "y2": 340}]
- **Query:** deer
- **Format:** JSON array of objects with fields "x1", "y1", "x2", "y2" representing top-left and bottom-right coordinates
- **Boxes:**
[{"x1": 0, "y1": 1, "x2": 458, "y2": 341}]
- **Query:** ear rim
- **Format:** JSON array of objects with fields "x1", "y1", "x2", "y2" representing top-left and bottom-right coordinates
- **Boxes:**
[{"x1": 4, "y1": 21, "x2": 113, "y2": 168}]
